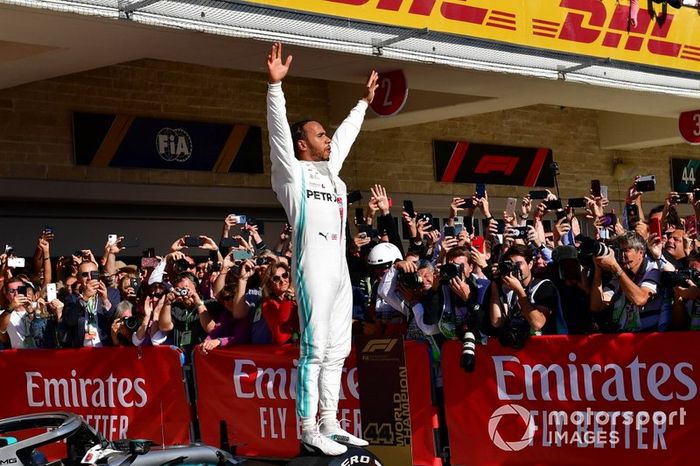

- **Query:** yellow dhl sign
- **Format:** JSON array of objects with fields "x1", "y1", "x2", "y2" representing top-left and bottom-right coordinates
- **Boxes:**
[{"x1": 241, "y1": 0, "x2": 700, "y2": 74}]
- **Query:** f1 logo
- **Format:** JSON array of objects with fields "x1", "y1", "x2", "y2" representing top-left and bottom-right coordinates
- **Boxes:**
[
  {"x1": 362, "y1": 338, "x2": 398, "y2": 353},
  {"x1": 474, "y1": 155, "x2": 519, "y2": 175}
]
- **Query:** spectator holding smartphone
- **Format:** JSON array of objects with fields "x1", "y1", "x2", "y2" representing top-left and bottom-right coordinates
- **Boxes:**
[{"x1": 58, "y1": 260, "x2": 115, "y2": 347}]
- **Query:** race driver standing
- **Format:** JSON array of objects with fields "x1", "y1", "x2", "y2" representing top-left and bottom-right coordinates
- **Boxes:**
[{"x1": 266, "y1": 42, "x2": 378, "y2": 456}]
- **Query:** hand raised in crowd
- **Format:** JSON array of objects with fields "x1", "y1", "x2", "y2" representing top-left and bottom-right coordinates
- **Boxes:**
[
  {"x1": 501, "y1": 272, "x2": 526, "y2": 299},
  {"x1": 370, "y1": 184, "x2": 391, "y2": 215},
  {"x1": 626, "y1": 176, "x2": 643, "y2": 204},
  {"x1": 96, "y1": 281, "x2": 110, "y2": 303},
  {"x1": 38, "y1": 237, "x2": 50, "y2": 257},
  {"x1": 647, "y1": 233, "x2": 663, "y2": 260},
  {"x1": 441, "y1": 235, "x2": 459, "y2": 254},
  {"x1": 533, "y1": 202, "x2": 547, "y2": 220},
  {"x1": 199, "y1": 235, "x2": 218, "y2": 251},
  {"x1": 243, "y1": 223, "x2": 263, "y2": 245},
  {"x1": 552, "y1": 217, "x2": 571, "y2": 246},
  {"x1": 449, "y1": 197, "x2": 466, "y2": 219},
  {"x1": 469, "y1": 246, "x2": 488, "y2": 270},
  {"x1": 593, "y1": 250, "x2": 621, "y2": 274},
  {"x1": 352, "y1": 232, "x2": 371, "y2": 252},
  {"x1": 503, "y1": 208, "x2": 516, "y2": 227},
  {"x1": 170, "y1": 237, "x2": 187, "y2": 252},
  {"x1": 415, "y1": 217, "x2": 430, "y2": 240},
  {"x1": 584, "y1": 196, "x2": 604, "y2": 219},
  {"x1": 47, "y1": 299, "x2": 64, "y2": 319},
  {"x1": 238, "y1": 259, "x2": 256, "y2": 281},
  {"x1": 362, "y1": 70, "x2": 379, "y2": 104},
  {"x1": 520, "y1": 196, "x2": 532, "y2": 220},
  {"x1": 279, "y1": 223, "x2": 292, "y2": 242},
  {"x1": 425, "y1": 229, "x2": 440, "y2": 246},
  {"x1": 402, "y1": 212, "x2": 417, "y2": 239},
  {"x1": 9, "y1": 292, "x2": 30, "y2": 310},
  {"x1": 477, "y1": 191, "x2": 491, "y2": 218},
  {"x1": 267, "y1": 42, "x2": 293, "y2": 84},
  {"x1": 367, "y1": 196, "x2": 380, "y2": 218},
  {"x1": 105, "y1": 236, "x2": 125, "y2": 255}
]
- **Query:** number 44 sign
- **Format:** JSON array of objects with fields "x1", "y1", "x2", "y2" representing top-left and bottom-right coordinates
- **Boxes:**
[
  {"x1": 370, "y1": 70, "x2": 408, "y2": 117},
  {"x1": 679, "y1": 110, "x2": 700, "y2": 145},
  {"x1": 671, "y1": 158, "x2": 700, "y2": 193}
]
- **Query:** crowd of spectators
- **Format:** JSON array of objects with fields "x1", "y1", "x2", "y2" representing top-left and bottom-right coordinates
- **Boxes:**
[{"x1": 2, "y1": 176, "x2": 699, "y2": 373}]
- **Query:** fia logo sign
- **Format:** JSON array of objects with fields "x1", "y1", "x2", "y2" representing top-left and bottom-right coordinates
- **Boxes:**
[{"x1": 156, "y1": 128, "x2": 193, "y2": 162}]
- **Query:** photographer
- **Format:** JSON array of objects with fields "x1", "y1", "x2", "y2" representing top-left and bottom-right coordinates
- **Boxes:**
[
  {"x1": 433, "y1": 246, "x2": 489, "y2": 371},
  {"x1": 110, "y1": 301, "x2": 138, "y2": 346},
  {"x1": 672, "y1": 251, "x2": 700, "y2": 330},
  {"x1": 489, "y1": 244, "x2": 567, "y2": 348},
  {"x1": 590, "y1": 231, "x2": 669, "y2": 332},
  {"x1": 157, "y1": 272, "x2": 210, "y2": 357},
  {"x1": 378, "y1": 258, "x2": 439, "y2": 343}
]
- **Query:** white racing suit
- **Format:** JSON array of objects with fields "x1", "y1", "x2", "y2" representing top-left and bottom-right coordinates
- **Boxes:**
[{"x1": 266, "y1": 82, "x2": 368, "y2": 423}]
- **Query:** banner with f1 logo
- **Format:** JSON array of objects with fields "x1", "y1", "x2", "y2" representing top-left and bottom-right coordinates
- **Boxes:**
[{"x1": 433, "y1": 140, "x2": 555, "y2": 187}]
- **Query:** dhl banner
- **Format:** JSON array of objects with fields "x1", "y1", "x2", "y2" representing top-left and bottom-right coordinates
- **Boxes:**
[
  {"x1": 194, "y1": 342, "x2": 441, "y2": 464},
  {"x1": 240, "y1": 0, "x2": 700, "y2": 74},
  {"x1": 0, "y1": 347, "x2": 191, "y2": 457},
  {"x1": 441, "y1": 333, "x2": 699, "y2": 466}
]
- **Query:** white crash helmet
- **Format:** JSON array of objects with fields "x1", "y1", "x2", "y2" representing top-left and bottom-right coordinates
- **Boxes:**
[{"x1": 367, "y1": 242, "x2": 403, "y2": 267}]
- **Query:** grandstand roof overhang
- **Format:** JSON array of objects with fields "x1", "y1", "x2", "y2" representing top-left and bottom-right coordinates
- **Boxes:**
[{"x1": 0, "y1": 0, "x2": 699, "y2": 149}]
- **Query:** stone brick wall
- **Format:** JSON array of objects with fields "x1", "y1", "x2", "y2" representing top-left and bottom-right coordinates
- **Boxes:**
[{"x1": 0, "y1": 58, "x2": 697, "y2": 207}]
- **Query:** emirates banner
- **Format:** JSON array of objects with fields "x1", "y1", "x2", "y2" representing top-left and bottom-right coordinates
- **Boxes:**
[
  {"x1": 195, "y1": 342, "x2": 440, "y2": 464},
  {"x1": 0, "y1": 347, "x2": 191, "y2": 443},
  {"x1": 442, "y1": 333, "x2": 699, "y2": 466}
]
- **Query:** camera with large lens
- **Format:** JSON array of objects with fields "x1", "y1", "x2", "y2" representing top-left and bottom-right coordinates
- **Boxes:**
[
  {"x1": 661, "y1": 269, "x2": 700, "y2": 288},
  {"x1": 123, "y1": 316, "x2": 140, "y2": 331},
  {"x1": 498, "y1": 325, "x2": 529, "y2": 349},
  {"x1": 460, "y1": 331, "x2": 477, "y2": 372},
  {"x1": 440, "y1": 262, "x2": 464, "y2": 283},
  {"x1": 398, "y1": 271, "x2": 423, "y2": 289},
  {"x1": 576, "y1": 235, "x2": 610, "y2": 258},
  {"x1": 498, "y1": 260, "x2": 522, "y2": 281}
]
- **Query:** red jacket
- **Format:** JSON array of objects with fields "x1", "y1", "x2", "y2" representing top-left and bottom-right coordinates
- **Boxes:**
[{"x1": 261, "y1": 296, "x2": 299, "y2": 345}]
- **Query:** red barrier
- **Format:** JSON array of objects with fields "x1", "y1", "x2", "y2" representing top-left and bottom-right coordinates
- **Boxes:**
[
  {"x1": 442, "y1": 333, "x2": 699, "y2": 466},
  {"x1": 0, "y1": 347, "x2": 191, "y2": 445},
  {"x1": 195, "y1": 341, "x2": 441, "y2": 464}
]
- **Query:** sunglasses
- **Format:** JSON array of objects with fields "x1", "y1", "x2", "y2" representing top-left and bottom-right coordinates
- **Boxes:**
[
  {"x1": 151, "y1": 293, "x2": 164, "y2": 299},
  {"x1": 271, "y1": 272, "x2": 289, "y2": 282}
]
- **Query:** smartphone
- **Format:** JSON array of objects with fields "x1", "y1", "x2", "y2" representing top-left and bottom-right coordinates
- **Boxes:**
[
  {"x1": 544, "y1": 199, "x2": 563, "y2": 210},
  {"x1": 7, "y1": 257, "x2": 25, "y2": 268},
  {"x1": 591, "y1": 179, "x2": 601, "y2": 197},
  {"x1": 141, "y1": 257, "x2": 159, "y2": 268},
  {"x1": 358, "y1": 223, "x2": 372, "y2": 234},
  {"x1": 600, "y1": 213, "x2": 617, "y2": 228},
  {"x1": 107, "y1": 234, "x2": 118, "y2": 244},
  {"x1": 472, "y1": 236, "x2": 485, "y2": 254},
  {"x1": 403, "y1": 200, "x2": 415, "y2": 218},
  {"x1": 220, "y1": 237, "x2": 240, "y2": 249},
  {"x1": 347, "y1": 190, "x2": 363, "y2": 204},
  {"x1": 46, "y1": 283, "x2": 57, "y2": 302},
  {"x1": 355, "y1": 207, "x2": 365, "y2": 225},
  {"x1": 506, "y1": 226, "x2": 529, "y2": 239},
  {"x1": 555, "y1": 210, "x2": 568, "y2": 221},
  {"x1": 674, "y1": 193, "x2": 690, "y2": 204},
  {"x1": 241, "y1": 230, "x2": 251, "y2": 244},
  {"x1": 231, "y1": 214, "x2": 247, "y2": 224},
  {"x1": 529, "y1": 190, "x2": 549, "y2": 200},
  {"x1": 444, "y1": 226, "x2": 455, "y2": 237},
  {"x1": 89, "y1": 271, "x2": 100, "y2": 280},
  {"x1": 635, "y1": 175, "x2": 656, "y2": 192},
  {"x1": 16, "y1": 285, "x2": 28, "y2": 296},
  {"x1": 625, "y1": 204, "x2": 640, "y2": 226},
  {"x1": 495, "y1": 220, "x2": 505, "y2": 234},
  {"x1": 650, "y1": 217, "x2": 662, "y2": 238},
  {"x1": 454, "y1": 223, "x2": 464, "y2": 237},
  {"x1": 232, "y1": 250, "x2": 253, "y2": 261},
  {"x1": 417, "y1": 213, "x2": 433, "y2": 225},
  {"x1": 568, "y1": 198, "x2": 587, "y2": 208},
  {"x1": 184, "y1": 236, "x2": 203, "y2": 248},
  {"x1": 120, "y1": 237, "x2": 140, "y2": 248},
  {"x1": 600, "y1": 185, "x2": 609, "y2": 199},
  {"x1": 505, "y1": 197, "x2": 517, "y2": 218},
  {"x1": 476, "y1": 183, "x2": 487, "y2": 199}
]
